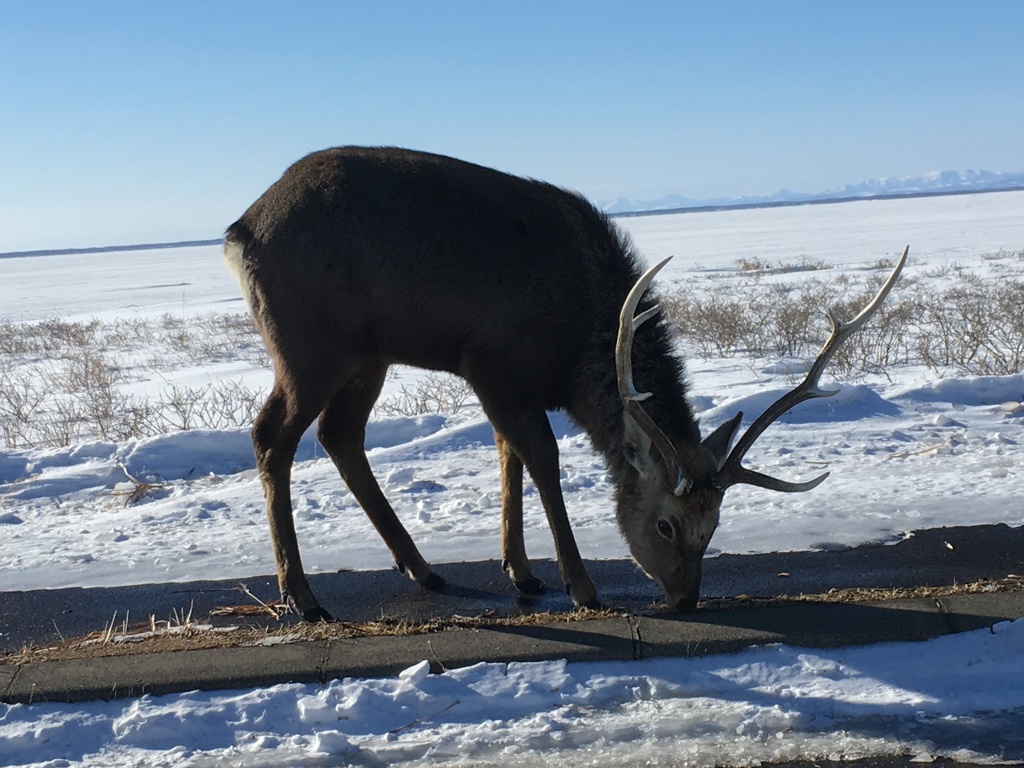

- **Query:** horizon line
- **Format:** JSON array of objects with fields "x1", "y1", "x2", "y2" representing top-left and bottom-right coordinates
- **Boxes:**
[{"x1": 4, "y1": 185, "x2": 1023, "y2": 260}]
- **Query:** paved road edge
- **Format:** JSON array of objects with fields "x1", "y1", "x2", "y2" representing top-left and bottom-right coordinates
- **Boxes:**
[{"x1": 4, "y1": 591, "x2": 1022, "y2": 705}]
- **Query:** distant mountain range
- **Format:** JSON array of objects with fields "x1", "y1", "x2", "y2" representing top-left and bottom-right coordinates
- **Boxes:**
[{"x1": 599, "y1": 169, "x2": 1024, "y2": 215}]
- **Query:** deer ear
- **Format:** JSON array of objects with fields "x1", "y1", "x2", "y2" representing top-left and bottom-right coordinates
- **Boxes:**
[
  {"x1": 624, "y1": 412, "x2": 692, "y2": 494},
  {"x1": 702, "y1": 412, "x2": 743, "y2": 471},
  {"x1": 622, "y1": 412, "x2": 659, "y2": 477}
]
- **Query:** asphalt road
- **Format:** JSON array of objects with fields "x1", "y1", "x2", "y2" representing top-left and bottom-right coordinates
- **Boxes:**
[{"x1": 2, "y1": 522, "x2": 1022, "y2": 653}]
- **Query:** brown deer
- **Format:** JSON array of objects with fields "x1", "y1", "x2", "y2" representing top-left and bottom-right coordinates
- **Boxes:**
[{"x1": 224, "y1": 146, "x2": 907, "y2": 621}]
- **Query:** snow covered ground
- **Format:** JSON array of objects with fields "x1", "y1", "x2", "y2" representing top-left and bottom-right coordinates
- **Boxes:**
[
  {"x1": 1, "y1": 191, "x2": 1023, "y2": 766},
  {"x1": 3, "y1": 621, "x2": 1023, "y2": 767}
]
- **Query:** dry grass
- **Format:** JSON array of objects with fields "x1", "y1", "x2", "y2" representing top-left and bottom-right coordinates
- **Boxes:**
[
  {"x1": 5, "y1": 575, "x2": 1021, "y2": 667},
  {"x1": 735, "y1": 256, "x2": 831, "y2": 274},
  {"x1": 701, "y1": 573, "x2": 1024, "y2": 610},
  {"x1": 2, "y1": 606, "x2": 622, "y2": 665}
]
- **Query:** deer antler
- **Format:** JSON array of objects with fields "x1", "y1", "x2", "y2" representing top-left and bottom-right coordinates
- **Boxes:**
[
  {"x1": 616, "y1": 257, "x2": 689, "y2": 495},
  {"x1": 713, "y1": 245, "x2": 909, "y2": 492}
]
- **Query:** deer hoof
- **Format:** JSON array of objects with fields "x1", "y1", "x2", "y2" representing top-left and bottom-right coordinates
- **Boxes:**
[
  {"x1": 301, "y1": 605, "x2": 335, "y2": 623},
  {"x1": 514, "y1": 576, "x2": 547, "y2": 596},
  {"x1": 284, "y1": 591, "x2": 334, "y2": 623},
  {"x1": 577, "y1": 597, "x2": 605, "y2": 611},
  {"x1": 565, "y1": 581, "x2": 602, "y2": 610},
  {"x1": 422, "y1": 572, "x2": 447, "y2": 591}
]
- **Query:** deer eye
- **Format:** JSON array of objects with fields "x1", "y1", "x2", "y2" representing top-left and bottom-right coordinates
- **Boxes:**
[{"x1": 657, "y1": 519, "x2": 674, "y2": 540}]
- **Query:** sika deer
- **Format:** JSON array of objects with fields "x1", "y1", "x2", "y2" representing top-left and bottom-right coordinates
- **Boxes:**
[{"x1": 224, "y1": 146, "x2": 907, "y2": 621}]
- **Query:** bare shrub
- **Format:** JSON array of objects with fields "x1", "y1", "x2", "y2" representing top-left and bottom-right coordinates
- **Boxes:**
[
  {"x1": 200, "y1": 380, "x2": 267, "y2": 428},
  {"x1": 33, "y1": 396, "x2": 89, "y2": 447},
  {"x1": 152, "y1": 312, "x2": 268, "y2": 369},
  {"x1": 44, "y1": 351, "x2": 125, "y2": 394},
  {"x1": 981, "y1": 248, "x2": 1024, "y2": 262},
  {"x1": 910, "y1": 273, "x2": 1008, "y2": 374},
  {"x1": 664, "y1": 266, "x2": 1024, "y2": 378},
  {"x1": 0, "y1": 318, "x2": 98, "y2": 356},
  {"x1": 103, "y1": 317, "x2": 155, "y2": 348},
  {"x1": 756, "y1": 282, "x2": 825, "y2": 357},
  {"x1": 776, "y1": 256, "x2": 831, "y2": 273},
  {"x1": 981, "y1": 281, "x2": 1024, "y2": 373},
  {"x1": 0, "y1": 321, "x2": 29, "y2": 355},
  {"x1": 374, "y1": 372, "x2": 476, "y2": 417},
  {"x1": 0, "y1": 312, "x2": 269, "y2": 448},
  {"x1": 160, "y1": 384, "x2": 211, "y2": 432},
  {"x1": 34, "y1": 319, "x2": 101, "y2": 351},
  {"x1": 158, "y1": 381, "x2": 266, "y2": 431},
  {"x1": 81, "y1": 384, "x2": 156, "y2": 443},
  {"x1": 99, "y1": 396, "x2": 159, "y2": 442},
  {"x1": 0, "y1": 371, "x2": 45, "y2": 447},
  {"x1": 663, "y1": 284, "x2": 755, "y2": 357},
  {"x1": 664, "y1": 276, "x2": 845, "y2": 360}
]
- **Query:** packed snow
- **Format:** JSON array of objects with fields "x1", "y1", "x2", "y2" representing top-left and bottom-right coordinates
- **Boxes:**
[
  {"x1": 3, "y1": 620, "x2": 1024, "y2": 767},
  {"x1": 2, "y1": 191, "x2": 1023, "y2": 766}
]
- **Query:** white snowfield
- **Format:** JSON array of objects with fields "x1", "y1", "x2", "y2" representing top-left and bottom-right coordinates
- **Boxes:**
[{"x1": 1, "y1": 191, "x2": 1023, "y2": 766}]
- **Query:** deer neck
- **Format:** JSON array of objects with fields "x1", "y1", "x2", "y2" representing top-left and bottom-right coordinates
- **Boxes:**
[{"x1": 568, "y1": 320, "x2": 700, "y2": 486}]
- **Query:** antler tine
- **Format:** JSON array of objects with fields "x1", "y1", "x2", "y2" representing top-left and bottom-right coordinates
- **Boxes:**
[
  {"x1": 616, "y1": 257, "x2": 688, "y2": 495},
  {"x1": 722, "y1": 465, "x2": 830, "y2": 493},
  {"x1": 714, "y1": 245, "x2": 909, "y2": 492}
]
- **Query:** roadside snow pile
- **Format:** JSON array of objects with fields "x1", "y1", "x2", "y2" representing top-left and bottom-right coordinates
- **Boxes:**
[{"x1": 2, "y1": 619, "x2": 1022, "y2": 767}]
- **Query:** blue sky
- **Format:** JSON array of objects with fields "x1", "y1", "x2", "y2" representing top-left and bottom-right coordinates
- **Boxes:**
[{"x1": 1, "y1": 1, "x2": 1022, "y2": 251}]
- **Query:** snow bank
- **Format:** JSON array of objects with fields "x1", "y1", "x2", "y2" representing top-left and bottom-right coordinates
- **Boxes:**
[{"x1": 2, "y1": 619, "x2": 1021, "y2": 767}]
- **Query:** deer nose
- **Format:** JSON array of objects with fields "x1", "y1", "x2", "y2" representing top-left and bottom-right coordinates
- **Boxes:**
[{"x1": 668, "y1": 591, "x2": 699, "y2": 613}]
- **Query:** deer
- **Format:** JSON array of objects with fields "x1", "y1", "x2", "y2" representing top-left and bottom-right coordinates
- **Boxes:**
[{"x1": 224, "y1": 146, "x2": 907, "y2": 622}]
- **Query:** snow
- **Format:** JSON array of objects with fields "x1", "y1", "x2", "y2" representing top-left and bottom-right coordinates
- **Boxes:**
[
  {"x1": 3, "y1": 621, "x2": 1023, "y2": 766},
  {"x1": 2, "y1": 191, "x2": 1023, "y2": 766}
]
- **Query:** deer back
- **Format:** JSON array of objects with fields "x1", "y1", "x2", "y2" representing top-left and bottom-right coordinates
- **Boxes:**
[{"x1": 225, "y1": 147, "x2": 658, "y2": 411}]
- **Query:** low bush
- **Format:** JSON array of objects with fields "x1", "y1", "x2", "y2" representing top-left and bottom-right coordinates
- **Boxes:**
[
  {"x1": 662, "y1": 258, "x2": 1024, "y2": 378},
  {"x1": 0, "y1": 313, "x2": 269, "y2": 449},
  {"x1": 2, "y1": 251, "x2": 1021, "y2": 449}
]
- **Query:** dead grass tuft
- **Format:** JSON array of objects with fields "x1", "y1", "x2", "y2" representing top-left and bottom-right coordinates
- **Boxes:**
[
  {"x1": 700, "y1": 574, "x2": 1024, "y2": 610},
  {"x1": 5, "y1": 576, "x2": 1021, "y2": 667}
]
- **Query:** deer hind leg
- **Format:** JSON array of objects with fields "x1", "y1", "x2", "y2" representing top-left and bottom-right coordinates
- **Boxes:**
[
  {"x1": 495, "y1": 429, "x2": 546, "y2": 595},
  {"x1": 316, "y1": 364, "x2": 444, "y2": 592},
  {"x1": 477, "y1": 392, "x2": 599, "y2": 609},
  {"x1": 252, "y1": 381, "x2": 335, "y2": 622}
]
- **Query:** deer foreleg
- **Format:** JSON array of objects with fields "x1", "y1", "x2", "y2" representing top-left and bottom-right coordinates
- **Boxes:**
[
  {"x1": 496, "y1": 430, "x2": 546, "y2": 595},
  {"x1": 317, "y1": 380, "x2": 444, "y2": 591},
  {"x1": 482, "y1": 402, "x2": 599, "y2": 609}
]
